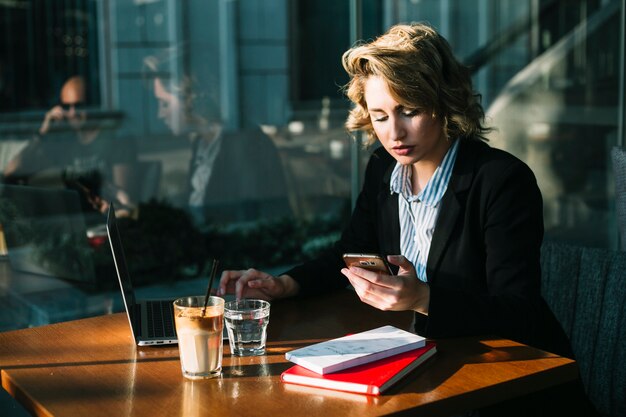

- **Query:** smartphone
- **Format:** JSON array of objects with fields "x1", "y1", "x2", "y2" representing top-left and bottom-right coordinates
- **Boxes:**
[{"x1": 342, "y1": 253, "x2": 392, "y2": 274}]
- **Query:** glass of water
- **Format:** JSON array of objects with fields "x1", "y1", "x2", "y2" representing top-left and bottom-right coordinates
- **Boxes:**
[{"x1": 224, "y1": 299, "x2": 270, "y2": 356}]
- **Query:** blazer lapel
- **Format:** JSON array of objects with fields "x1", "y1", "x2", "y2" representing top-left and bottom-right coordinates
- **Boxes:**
[
  {"x1": 378, "y1": 162, "x2": 401, "y2": 256},
  {"x1": 426, "y1": 139, "x2": 476, "y2": 283}
]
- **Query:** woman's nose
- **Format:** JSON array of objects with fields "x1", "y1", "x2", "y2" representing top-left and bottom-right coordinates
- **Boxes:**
[{"x1": 390, "y1": 117, "x2": 406, "y2": 141}]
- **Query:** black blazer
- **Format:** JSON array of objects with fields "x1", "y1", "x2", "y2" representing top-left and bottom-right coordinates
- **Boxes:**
[
  {"x1": 286, "y1": 138, "x2": 572, "y2": 357},
  {"x1": 187, "y1": 127, "x2": 292, "y2": 223}
]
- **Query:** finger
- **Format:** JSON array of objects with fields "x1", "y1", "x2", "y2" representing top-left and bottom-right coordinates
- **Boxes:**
[
  {"x1": 234, "y1": 268, "x2": 267, "y2": 300},
  {"x1": 387, "y1": 255, "x2": 416, "y2": 275},
  {"x1": 342, "y1": 267, "x2": 385, "y2": 294},
  {"x1": 99, "y1": 201, "x2": 110, "y2": 214},
  {"x1": 216, "y1": 272, "x2": 229, "y2": 296},
  {"x1": 217, "y1": 270, "x2": 244, "y2": 296},
  {"x1": 343, "y1": 270, "x2": 392, "y2": 301},
  {"x1": 346, "y1": 265, "x2": 398, "y2": 289},
  {"x1": 345, "y1": 273, "x2": 392, "y2": 310},
  {"x1": 246, "y1": 275, "x2": 279, "y2": 299},
  {"x1": 247, "y1": 275, "x2": 274, "y2": 289},
  {"x1": 49, "y1": 107, "x2": 64, "y2": 120},
  {"x1": 244, "y1": 270, "x2": 280, "y2": 294}
]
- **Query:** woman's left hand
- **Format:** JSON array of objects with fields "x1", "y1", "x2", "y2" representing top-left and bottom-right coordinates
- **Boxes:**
[{"x1": 340, "y1": 255, "x2": 430, "y2": 315}]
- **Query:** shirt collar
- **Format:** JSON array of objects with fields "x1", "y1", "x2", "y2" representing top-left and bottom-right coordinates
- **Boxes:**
[{"x1": 389, "y1": 139, "x2": 459, "y2": 207}]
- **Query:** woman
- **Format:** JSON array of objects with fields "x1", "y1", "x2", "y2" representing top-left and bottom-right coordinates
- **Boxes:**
[
  {"x1": 218, "y1": 23, "x2": 571, "y2": 358},
  {"x1": 144, "y1": 54, "x2": 292, "y2": 225}
]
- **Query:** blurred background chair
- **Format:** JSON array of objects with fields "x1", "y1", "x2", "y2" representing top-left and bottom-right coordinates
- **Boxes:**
[
  {"x1": 541, "y1": 242, "x2": 626, "y2": 417},
  {"x1": 612, "y1": 146, "x2": 626, "y2": 251}
]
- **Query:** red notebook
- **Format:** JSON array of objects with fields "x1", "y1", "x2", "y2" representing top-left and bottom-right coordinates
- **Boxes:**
[{"x1": 281, "y1": 342, "x2": 436, "y2": 396}]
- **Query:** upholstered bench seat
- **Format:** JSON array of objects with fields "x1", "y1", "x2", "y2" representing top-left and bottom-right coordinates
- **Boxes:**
[{"x1": 540, "y1": 242, "x2": 626, "y2": 417}]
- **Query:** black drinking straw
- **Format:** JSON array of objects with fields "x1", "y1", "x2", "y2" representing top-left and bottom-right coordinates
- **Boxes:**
[{"x1": 202, "y1": 259, "x2": 219, "y2": 316}]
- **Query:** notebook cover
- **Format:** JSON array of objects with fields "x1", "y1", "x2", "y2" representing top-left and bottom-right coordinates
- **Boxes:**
[
  {"x1": 284, "y1": 325, "x2": 426, "y2": 374},
  {"x1": 281, "y1": 342, "x2": 437, "y2": 395}
]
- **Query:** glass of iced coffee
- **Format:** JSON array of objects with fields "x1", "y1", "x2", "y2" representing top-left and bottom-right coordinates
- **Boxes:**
[{"x1": 173, "y1": 296, "x2": 224, "y2": 379}]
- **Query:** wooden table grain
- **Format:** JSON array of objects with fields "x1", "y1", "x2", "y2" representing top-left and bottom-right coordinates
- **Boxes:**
[{"x1": 0, "y1": 290, "x2": 578, "y2": 417}]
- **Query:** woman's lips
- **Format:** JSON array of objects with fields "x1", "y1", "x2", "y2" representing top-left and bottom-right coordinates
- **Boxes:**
[{"x1": 392, "y1": 145, "x2": 414, "y2": 156}]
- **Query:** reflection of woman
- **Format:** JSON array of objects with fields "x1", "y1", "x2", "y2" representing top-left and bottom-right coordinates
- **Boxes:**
[
  {"x1": 3, "y1": 75, "x2": 135, "y2": 217},
  {"x1": 145, "y1": 55, "x2": 291, "y2": 225}
]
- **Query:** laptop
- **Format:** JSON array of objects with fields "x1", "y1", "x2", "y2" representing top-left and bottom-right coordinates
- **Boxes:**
[
  {"x1": 106, "y1": 203, "x2": 178, "y2": 346},
  {"x1": 0, "y1": 184, "x2": 96, "y2": 283}
]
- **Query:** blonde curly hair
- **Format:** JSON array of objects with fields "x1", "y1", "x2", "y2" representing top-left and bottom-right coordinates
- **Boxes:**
[{"x1": 342, "y1": 23, "x2": 490, "y2": 146}]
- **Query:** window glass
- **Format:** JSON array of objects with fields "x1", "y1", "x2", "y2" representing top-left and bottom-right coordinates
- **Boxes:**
[
  {"x1": 0, "y1": 0, "x2": 623, "y2": 331},
  {"x1": 0, "y1": 1, "x2": 102, "y2": 113}
]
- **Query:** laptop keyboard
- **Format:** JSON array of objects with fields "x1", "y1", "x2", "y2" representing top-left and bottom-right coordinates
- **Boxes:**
[{"x1": 146, "y1": 300, "x2": 176, "y2": 338}]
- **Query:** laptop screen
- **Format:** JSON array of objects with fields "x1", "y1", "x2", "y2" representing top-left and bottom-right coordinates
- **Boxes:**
[
  {"x1": 105, "y1": 204, "x2": 138, "y2": 326},
  {"x1": 0, "y1": 184, "x2": 96, "y2": 283}
]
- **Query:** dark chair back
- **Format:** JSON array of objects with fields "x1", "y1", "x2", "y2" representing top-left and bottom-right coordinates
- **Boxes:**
[
  {"x1": 612, "y1": 146, "x2": 626, "y2": 250},
  {"x1": 541, "y1": 242, "x2": 626, "y2": 417}
]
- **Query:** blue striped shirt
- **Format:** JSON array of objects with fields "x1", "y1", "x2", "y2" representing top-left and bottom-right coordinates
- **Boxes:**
[{"x1": 389, "y1": 139, "x2": 459, "y2": 281}]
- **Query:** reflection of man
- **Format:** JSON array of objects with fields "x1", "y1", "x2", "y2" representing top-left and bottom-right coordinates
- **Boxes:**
[
  {"x1": 38, "y1": 76, "x2": 92, "y2": 137},
  {"x1": 147, "y1": 56, "x2": 292, "y2": 225},
  {"x1": 3, "y1": 75, "x2": 135, "y2": 218}
]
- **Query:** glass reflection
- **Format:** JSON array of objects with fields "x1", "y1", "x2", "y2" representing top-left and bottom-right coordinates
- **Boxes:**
[
  {"x1": 143, "y1": 52, "x2": 292, "y2": 226},
  {"x1": 0, "y1": 0, "x2": 622, "y2": 332}
]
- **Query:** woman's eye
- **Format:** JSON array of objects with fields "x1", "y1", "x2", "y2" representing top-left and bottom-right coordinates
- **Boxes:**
[
  {"x1": 403, "y1": 109, "x2": 420, "y2": 117},
  {"x1": 372, "y1": 115, "x2": 388, "y2": 122}
]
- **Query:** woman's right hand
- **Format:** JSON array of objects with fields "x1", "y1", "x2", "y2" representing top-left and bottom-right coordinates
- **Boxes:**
[{"x1": 217, "y1": 269, "x2": 300, "y2": 301}]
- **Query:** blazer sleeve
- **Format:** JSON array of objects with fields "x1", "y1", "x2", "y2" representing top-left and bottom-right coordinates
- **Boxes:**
[{"x1": 283, "y1": 148, "x2": 392, "y2": 297}]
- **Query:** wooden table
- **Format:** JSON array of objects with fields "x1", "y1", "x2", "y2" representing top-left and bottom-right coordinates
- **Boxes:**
[{"x1": 0, "y1": 290, "x2": 578, "y2": 417}]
